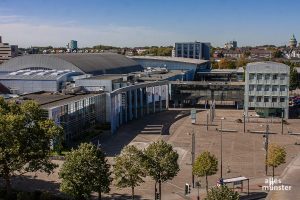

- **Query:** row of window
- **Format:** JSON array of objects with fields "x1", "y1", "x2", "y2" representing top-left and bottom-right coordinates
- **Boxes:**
[
  {"x1": 249, "y1": 96, "x2": 286, "y2": 103},
  {"x1": 249, "y1": 85, "x2": 286, "y2": 92},
  {"x1": 249, "y1": 73, "x2": 286, "y2": 81}
]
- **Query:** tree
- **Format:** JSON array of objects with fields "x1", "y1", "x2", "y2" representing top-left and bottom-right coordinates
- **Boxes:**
[
  {"x1": 272, "y1": 50, "x2": 283, "y2": 58},
  {"x1": 114, "y1": 145, "x2": 146, "y2": 200},
  {"x1": 267, "y1": 144, "x2": 286, "y2": 178},
  {"x1": 290, "y1": 66, "x2": 299, "y2": 90},
  {"x1": 193, "y1": 151, "x2": 218, "y2": 193},
  {"x1": 143, "y1": 140, "x2": 179, "y2": 199},
  {"x1": 218, "y1": 58, "x2": 236, "y2": 69},
  {"x1": 0, "y1": 99, "x2": 63, "y2": 193},
  {"x1": 205, "y1": 185, "x2": 239, "y2": 200},
  {"x1": 236, "y1": 57, "x2": 248, "y2": 68},
  {"x1": 59, "y1": 143, "x2": 111, "y2": 200}
]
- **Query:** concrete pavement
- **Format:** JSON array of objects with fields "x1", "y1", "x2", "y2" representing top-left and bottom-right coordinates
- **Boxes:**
[{"x1": 266, "y1": 153, "x2": 300, "y2": 200}]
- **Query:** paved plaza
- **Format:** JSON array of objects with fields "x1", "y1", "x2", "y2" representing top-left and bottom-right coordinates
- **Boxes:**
[{"x1": 5, "y1": 109, "x2": 300, "y2": 199}]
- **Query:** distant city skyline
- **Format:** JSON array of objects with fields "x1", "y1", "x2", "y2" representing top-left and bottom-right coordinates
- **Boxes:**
[{"x1": 0, "y1": 0, "x2": 300, "y2": 48}]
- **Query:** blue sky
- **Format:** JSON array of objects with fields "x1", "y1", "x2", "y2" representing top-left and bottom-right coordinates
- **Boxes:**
[{"x1": 0, "y1": 0, "x2": 299, "y2": 47}]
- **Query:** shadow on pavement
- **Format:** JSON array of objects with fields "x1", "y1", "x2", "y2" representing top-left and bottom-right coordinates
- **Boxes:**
[
  {"x1": 98, "y1": 110, "x2": 186, "y2": 156},
  {"x1": 240, "y1": 192, "x2": 268, "y2": 200}
]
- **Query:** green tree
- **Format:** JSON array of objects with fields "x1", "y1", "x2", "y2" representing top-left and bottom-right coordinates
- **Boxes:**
[
  {"x1": 272, "y1": 50, "x2": 283, "y2": 58},
  {"x1": 59, "y1": 143, "x2": 111, "y2": 200},
  {"x1": 290, "y1": 66, "x2": 299, "y2": 90},
  {"x1": 193, "y1": 151, "x2": 218, "y2": 193},
  {"x1": 143, "y1": 140, "x2": 179, "y2": 199},
  {"x1": 0, "y1": 99, "x2": 63, "y2": 193},
  {"x1": 114, "y1": 145, "x2": 146, "y2": 200},
  {"x1": 267, "y1": 144, "x2": 286, "y2": 178},
  {"x1": 236, "y1": 57, "x2": 248, "y2": 68},
  {"x1": 205, "y1": 185, "x2": 239, "y2": 200},
  {"x1": 218, "y1": 58, "x2": 236, "y2": 69}
]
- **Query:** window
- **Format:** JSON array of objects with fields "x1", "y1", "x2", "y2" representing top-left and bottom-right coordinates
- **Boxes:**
[
  {"x1": 280, "y1": 86, "x2": 285, "y2": 91},
  {"x1": 249, "y1": 74, "x2": 255, "y2": 80},
  {"x1": 257, "y1": 74, "x2": 263, "y2": 80},
  {"x1": 257, "y1": 96, "x2": 262, "y2": 102},
  {"x1": 272, "y1": 74, "x2": 278, "y2": 80},
  {"x1": 264, "y1": 85, "x2": 270, "y2": 91},
  {"x1": 280, "y1": 97, "x2": 285, "y2": 102},
  {"x1": 249, "y1": 85, "x2": 254, "y2": 91},
  {"x1": 257, "y1": 85, "x2": 262, "y2": 91},
  {"x1": 280, "y1": 74, "x2": 285, "y2": 80},
  {"x1": 265, "y1": 74, "x2": 271, "y2": 80},
  {"x1": 264, "y1": 97, "x2": 269, "y2": 102},
  {"x1": 272, "y1": 85, "x2": 278, "y2": 91},
  {"x1": 272, "y1": 97, "x2": 277, "y2": 102},
  {"x1": 249, "y1": 96, "x2": 254, "y2": 102}
]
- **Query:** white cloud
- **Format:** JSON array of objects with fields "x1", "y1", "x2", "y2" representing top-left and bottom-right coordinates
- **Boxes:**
[{"x1": 0, "y1": 17, "x2": 183, "y2": 47}]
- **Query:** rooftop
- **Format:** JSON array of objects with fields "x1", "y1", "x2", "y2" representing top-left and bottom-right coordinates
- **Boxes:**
[
  {"x1": 83, "y1": 74, "x2": 125, "y2": 81},
  {"x1": 0, "y1": 53, "x2": 143, "y2": 75},
  {"x1": 0, "y1": 69, "x2": 79, "y2": 80},
  {"x1": 129, "y1": 56, "x2": 209, "y2": 65},
  {"x1": 138, "y1": 70, "x2": 184, "y2": 81},
  {"x1": 13, "y1": 92, "x2": 103, "y2": 109}
]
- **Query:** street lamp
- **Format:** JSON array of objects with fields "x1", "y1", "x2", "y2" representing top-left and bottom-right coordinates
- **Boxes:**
[
  {"x1": 243, "y1": 112, "x2": 246, "y2": 133},
  {"x1": 261, "y1": 123, "x2": 269, "y2": 175},
  {"x1": 196, "y1": 181, "x2": 201, "y2": 200},
  {"x1": 220, "y1": 117, "x2": 225, "y2": 180}
]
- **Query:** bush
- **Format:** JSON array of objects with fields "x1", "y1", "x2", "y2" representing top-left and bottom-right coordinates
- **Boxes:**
[
  {"x1": 236, "y1": 119, "x2": 242, "y2": 123},
  {"x1": 39, "y1": 192, "x2": 52, "y2": 200},
  {"x1": 17, "y1": 191, "x2": 32, "y2": 200}
]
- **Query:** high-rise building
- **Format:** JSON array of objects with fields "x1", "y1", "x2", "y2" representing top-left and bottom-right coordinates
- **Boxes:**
[
  {"x1": 244, "y1": 62, "x2": 290, "y2": 119},
  {"x1": 0, "y1": 36, "x2": 18, "y2": 64},
  {"x1": 289, "y1": 34, "x2": 297, "y2": 48},
  {"x1": 70, "y1": 40, "x2": 78, "y2": 51},
  {"x1": 224, "y1": 41, "x2": 237, "y2": 49},
  {"x1": 174, "y1": 42, "x2": 210, "y2": 60}
]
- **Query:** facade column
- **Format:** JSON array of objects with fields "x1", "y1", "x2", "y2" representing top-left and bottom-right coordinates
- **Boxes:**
[
  {"x1": 110, "y1": 95, "x2": 116, "y2": 134},
  {"x1": 140, "y1": 88, "x2": 144, "y2": 117},
  {"x1": 129, "y1": 90, "x2": 133, "y2": 120},
  {"x1": 153, "y1": 86, "x2": 156, "y2": 113},
  {"x1": 134, "y1": 89, "x2": 138, "y2": 119},
  {"x1": 166, "y1": 84, "x2": 169, "y2": 109},
  {"x1": 119, "y1": 94, "x2": 123, "y2": 125},
  {"x1": 159, "y1": 85, "x2": 162, "y2": 111},
  {"x1": 125, "y1": 92, "x2": 128, "y2": 123},
  {"x1": 146, "y1": 87, "x2": 150, "y2": 115}
]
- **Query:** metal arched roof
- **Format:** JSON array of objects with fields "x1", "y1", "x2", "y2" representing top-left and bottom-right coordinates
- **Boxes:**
[{"x1": 0, "y1": 53, "x2": 142, "y2": 75}]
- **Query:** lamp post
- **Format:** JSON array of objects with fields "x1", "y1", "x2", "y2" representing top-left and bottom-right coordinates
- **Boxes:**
[
  {"x1": 196, "y1": 181, "x2": 201, "y2": 200},
  {"x1": 220, "y1": 117, "x2": 225, "y2": 180},
  {"x1": 191, "y1": 130, "x2": 195, "y2": 188},
  {"x1": 243, "y1": 112, "x2": 246, "y2": 133},
  {"x1": 261, "y1": 123, "x2": 269, "y2": 175},
  {"x1": 281, "y1": 108, "x2": 284, "y2": 135}
]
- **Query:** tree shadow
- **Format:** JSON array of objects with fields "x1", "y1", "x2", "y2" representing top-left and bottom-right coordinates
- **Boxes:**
[
  {"x1": 98, "y1": 110, "x2": 184, "y2": 156},
  {"x1": 239, "y1": 191, "x2": 268, "y2": 200},
  {"x1": 103, "y1": 193, "x2": 144, "y2": 200}
]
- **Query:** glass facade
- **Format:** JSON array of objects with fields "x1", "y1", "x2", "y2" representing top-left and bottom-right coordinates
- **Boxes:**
[{"x1": 47, "y1": 93, "x2": 106, "y2": 142}]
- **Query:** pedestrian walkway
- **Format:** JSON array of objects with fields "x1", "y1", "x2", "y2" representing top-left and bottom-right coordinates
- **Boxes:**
[{"x1": 266, "y1": 153, "x2": 300, "y2": 200}]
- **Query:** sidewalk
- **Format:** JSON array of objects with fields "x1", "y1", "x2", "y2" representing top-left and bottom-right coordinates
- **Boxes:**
[{"x1": 266, "y1": 153, "x2": 300, "y2": 200}]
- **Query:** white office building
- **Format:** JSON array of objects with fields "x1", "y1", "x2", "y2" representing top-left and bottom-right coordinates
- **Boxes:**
[{"x1": 244, "y1": 62, "x2": 290, "y2": 119}]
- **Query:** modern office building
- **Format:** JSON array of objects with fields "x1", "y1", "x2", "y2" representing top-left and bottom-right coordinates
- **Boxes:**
[
  {"x1": 69, "y1": 40, "x2": 78, "y2": 51},
  {"x1": 174, "y1": 42, "x2": 210, "y2": 60},
  {"x1": 0, "y1": 36, "x2": 18, "y2": 64},
  {"x1": 14, "y1": 92, "x2": 106, "y2": 142},
  {"x1": 130, "y1": 56, "x2": 210, "y2": 81},
  {"x1": 244, "y1": 62, "x2": 290, "y2": 119},
  {"x1": 224, "y1": 40, "x2": 237, "y2": 49}
]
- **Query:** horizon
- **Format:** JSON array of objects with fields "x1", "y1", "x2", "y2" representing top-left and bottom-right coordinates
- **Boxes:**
[{"x1": 0, "y1": 0, "x2": 299, "y2": 48}]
